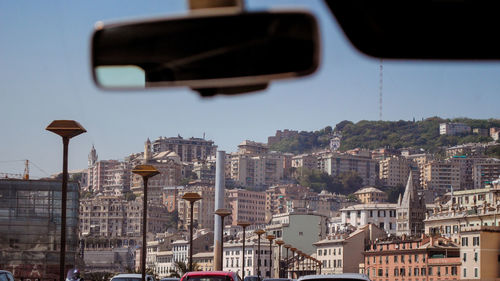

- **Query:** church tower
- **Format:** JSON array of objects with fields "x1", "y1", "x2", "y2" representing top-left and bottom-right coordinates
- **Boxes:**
[
  {"x1": 144, "y1": 138, "x2": 152, "y2": 164},
  {"x1": 88, "y1": 144, "x2": 98, "y2": 167},
  {"x1": 396, "y1": 171, "x2": 426, "y2": 236}
]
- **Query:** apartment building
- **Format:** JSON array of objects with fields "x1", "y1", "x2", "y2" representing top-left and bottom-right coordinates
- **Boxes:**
[
  {"x1": 364, "y1": 235, "x2": 461, "y2": 281},
  {"x1": 79, "y1": 195, "x2": 170, "y2": 237},
  {"x1": 379, "y1": 156, "x2": 412, "y2": 187},
  {"x1": 171, "y1": 230, "x2": 214, "y2": 264},
  {"x1": 291, "y1": 154, "x2": 318, "y2": 171},
  {"x1": 130, "y1": 139, "x2": 182, "y2": 203},
  {"x1": 314, "y1": 224, "x2": 386, "y2": 274},
  {"x1": 421, "y1": 160, "x2": 461, "y2": 194},
  {"x1": 227, "y1": 189, "x2": 266, "y2": 225},
  {"x1": 222, "y1": 239, "x2": 271, "y2": 278},
  {"x1": 152, "y1": 135, "x2": 217, "y2": 162},
  {"x1": 229, "y1": 152, "x2": 285, "y2": 188},
  {"x1": 317, "y1": 151, "x2": 377, "y2": 186},
  {"x1": 439, "y1": 122, "x2": 471, "y2": 136},
  {"x1": 265, "y1": 185, "x2": 315, "y2": 217},
  {"x1": 473, "y1": 159, "x2": 500, "y2": 188},
  {"x1": 459, "y1": 226, "x2": 500, "y2": 280},
  {"x1": 340, "y1": 203, "x2": 398, "y2": 234},
  {"x1": 193, "y1": 252, "x2": 214, "y2": 272},
  {"x1": 177, "y1": 185, "x2": 216, "y2": 230},
  {"x1": 424, "y1": 186, "x2": 500, "y2": 240},
  {"x1": 354, "y1": 187, "x2": 388, "y2": 203}
]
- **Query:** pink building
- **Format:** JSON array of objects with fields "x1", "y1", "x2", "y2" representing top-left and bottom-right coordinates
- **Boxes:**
[
  {"x1": 226, "y1": 189, "x2": 266, "y2": 225},
  {"x1": 364, "y1": 235, "x2": 461, "y2": 281}
]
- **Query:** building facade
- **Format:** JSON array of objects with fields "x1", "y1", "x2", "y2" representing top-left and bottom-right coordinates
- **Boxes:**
[
  {"x1": 227, "y1": 189, "x2": 266, "y2": 225},
  {"x1": 340, "y1": 203, "x2": 398, "y2": 234},
  {"x1": 317, "y1": 152, "x2": 377, "y2": 186},
  {"x1": 354, "y1": 187, "x2": 388, "y2": 204},
  {"x1": 439, "y1": 122, "x2": 471, "y2": 136},
  {"x1": 152, "y1": 135, "x2": 217, "y2": 162}
]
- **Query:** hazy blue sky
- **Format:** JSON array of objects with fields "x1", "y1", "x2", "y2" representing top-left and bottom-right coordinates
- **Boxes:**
[{"x1": 1, "y1": 0, "x2": 499, "y2": 178}]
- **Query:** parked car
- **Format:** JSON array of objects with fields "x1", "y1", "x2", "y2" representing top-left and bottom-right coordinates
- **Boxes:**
[
  {"x1": 160, "y1": 278, "x2": 181, "y2": 281},
  {"x1": 298, "y1": 274, "x2": 370, "y2": 281},
  {"x1": 263, "y1": 278, "x2": 293, "y2": 281},
  {"x1": 243, "y1": 276, "x2": 260, "y2": 281},
  {"x1": 180, "y1": 271, "x2": 240, "y2": 281},
  {"x1": 110, "y1": 273, "x2": 156, "y2": 281},
  {"x1": 0, "y1": 271, "x2": 14, "y2": 281}
]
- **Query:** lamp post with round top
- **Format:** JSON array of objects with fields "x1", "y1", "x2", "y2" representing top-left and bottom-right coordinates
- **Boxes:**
[
  {"x1": 254, "y1": 229, "x2": 266, "y2": 279},
  {"x1": 237, "y1": 221, "x2": 251, "y2": 279},
  {"x1": 290, "y1": 247, "x2": 297, "y2": 278},
  {"x1": 182, "y1": 192, "x2": 202, "y2": 272},
  {"x1": 266, "y1": 235, "x2": 275, "y2": 278},
  {"x1": 275, "y1": 240, "x2": 284, "y2": 277},
  {"x1": 215, "y1": 208, "x2": 232, "y2": 271},
  {"x1": 131, "y1": 164, "x2": 160, "y2": 281},
  {"x1": 283, "y1": 244, "x2": 291, "y2": 278},
  {"x1": 46, "y1": 120, "x2": 86, "y2": 281},
  {"x1": 296, "y1": 251, "x2": 303, "y2": 277}
]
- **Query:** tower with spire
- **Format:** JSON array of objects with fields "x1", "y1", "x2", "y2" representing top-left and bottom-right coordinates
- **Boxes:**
[
  {"x1": 144, "y1": 138, "x2": 152, "y2": 164},
  {"x1": 88, "y1": 144, "x2": 98, "y2": 167},
  {"x1": 396, "y1": 171, "x2": 426, "y2": 236}
]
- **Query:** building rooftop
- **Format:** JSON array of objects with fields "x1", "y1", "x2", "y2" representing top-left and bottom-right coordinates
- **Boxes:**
[{"x1": 354, "y1": 187, "x2": 385, "y2": 194}]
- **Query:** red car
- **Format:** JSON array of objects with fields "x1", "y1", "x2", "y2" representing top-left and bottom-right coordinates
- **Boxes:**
[{"x1": 180, "y1": 272, "x2": 241, "y2": 281}]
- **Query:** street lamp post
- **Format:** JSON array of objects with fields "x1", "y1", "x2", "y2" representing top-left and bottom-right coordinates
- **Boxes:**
[
  {"x1": 266, "y1": 235, "x2": 275, "y2": 278},
  {"x1": 275, "y1": 240, "x2": 284, "y2": 278},
  {"x1": 297, "y1": 251, "x2": 302, "y2": 277},
  {"x1": 182, "y1": 192, "x2": 202, "y2": 272},
  {"x1": 215, "y1": 209, "x2": 232, "y2": 271},
  {"x1": 283, "y1": 244, "x2": 291, "y2": 278},
  {"x1": 46, "y1": 120, "x2": 86, "y2": 281},
  {"x1": 290, "y1": 248, "x2": 297, "y2": 279},
  {"x1": 254, "y1": 229, "x2": 266, "y2": 279},
  {"x1": 132, "y1": 164, "x2": 160, "y2": 281},
  {"x1": 237, "y1": 221, "x2": 251, "y2": 279}
]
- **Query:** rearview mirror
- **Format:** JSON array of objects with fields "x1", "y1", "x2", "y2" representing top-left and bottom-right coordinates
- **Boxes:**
[{"x1": 91, "y1": 11, "x2": 320, "y2": 95}]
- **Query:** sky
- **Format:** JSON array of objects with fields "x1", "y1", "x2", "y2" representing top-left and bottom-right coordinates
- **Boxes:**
[{"x1": 0, "y1": 0, "x2": 499, "y2": 178}]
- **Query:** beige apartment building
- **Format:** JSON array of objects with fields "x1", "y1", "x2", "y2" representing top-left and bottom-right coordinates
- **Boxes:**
[
  {"x1": 354, "y1": 187, "x2": 388, "y2": 203},
  {"x1": 379, "y1": 156, "x2": 412, "y2": 187},
  {"x1": 340, "y1": 203, "x2": 398, "y2": 234},
  {"x1": 130, "y1": 139, "x2": 182, "y2": 203},
  {"x1": 227, "y1": 189, "x2": 266, "y2": 225},
  {"x1": 317, "y1": 151, "x2": 377, "y2": 186},
  {"x1": 473, "y1": 159, "x2": 500, "y2": 188},
  {"x1": 459, "y1": 226, "x2": 500, "y2": 280},
  {"x1": 229, "y1": 152, "x2": 284, "y2": 188},
  {"x1": 79, "y1": 195, "x2": 170, "y2": 238},
  {"x1": 177, "y1": 185, "x2": 216, "y2": 230},
  {"x1": 193, "y1": 252, "x2": 214, "y2": 272},
  {"x1": 314, "y1": 224, "x2": 386, "y2": 274},
  {"x1": 421, "y1": 160, "x2": 461, "y2": 194},
  {"x1": 265, "y1": 184, "x2": 315, "y2": 217},
  {"x1": 424, "y1": 185, "x2": 500, "y2": 240},
  {"x1": 151, "y1": 135, "x2": 217, "y2": 162},
  {"x1": 291, "y1": 153, "x2": 318, "y2": 171}
]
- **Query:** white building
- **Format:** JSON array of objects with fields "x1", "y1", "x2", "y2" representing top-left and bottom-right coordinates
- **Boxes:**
[
  {"x1": 440, "y1": 122, "x2": 471, "y2": 136},
  {"x1": 340, "y1": 203, "x2": 398, "y2": 234},
  {"x1": 222, "y1": 239, "x2": 271, "y2": 278}
]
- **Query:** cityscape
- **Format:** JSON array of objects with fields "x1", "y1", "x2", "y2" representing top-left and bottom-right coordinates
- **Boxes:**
[{"x1": 1, "y1": 120, "x2": 500, "y2": 281}]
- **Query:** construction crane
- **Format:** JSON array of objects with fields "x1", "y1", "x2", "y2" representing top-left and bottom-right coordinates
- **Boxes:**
[{"x1": 0, "y1": 159, "x2": 30, "y2": 179}]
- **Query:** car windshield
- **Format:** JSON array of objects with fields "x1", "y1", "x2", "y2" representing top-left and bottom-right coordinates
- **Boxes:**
[{"x1": 1, "y1": 1, "x2": 499, "y2": 281}]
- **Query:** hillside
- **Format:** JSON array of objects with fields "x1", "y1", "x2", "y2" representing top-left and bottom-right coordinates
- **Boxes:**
[{"x1": 269, "y1": 117, "x2": 499, "y2": 154}]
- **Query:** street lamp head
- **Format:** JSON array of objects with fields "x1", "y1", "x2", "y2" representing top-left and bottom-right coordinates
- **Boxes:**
[
  {"x1": 132, "y1": 164, "x2": 160, "y2": 179},
  {"x1": 237, "y1": 221, "x2": 251, "y2": 228},
  {"x1": 266, "y1": 234, "x2": 275, "y2": 242},
  {"x1": 215, "y1": 208, "x2": 232, "y2": 218},
  {"x1": 46, "y1": 120, "x2": 86, "y2": 139},
  {"x1": 284, "y1": 244, "x2": 291, "y2": 249},
  {"x1": 290, "y1": 247, "x2": 297, "y2": 252},
  {"x1": 275, "y1": 240, "x2": 284, "y2": 246},
  {"x1": 182, "y1": 192, "x2": 202, "y2": 203},
  {"x1": 254, "y1": 229, "x2": 266, "y2": 236}
]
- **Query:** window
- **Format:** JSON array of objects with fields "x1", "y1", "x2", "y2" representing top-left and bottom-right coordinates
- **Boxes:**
[
  {"x1": 474, "y1": 267, "x2": 478, "y2": 278},
  {"x1": 428, "y1": 267, "x2": 433, "y2": 276},
  {"x1": 378, "y1": 269, "x2": 383, "y2": 277},
  {"x1": 421, "y1": 267, "x2": 426, "y2": 276},
  {"x1": 415, "y1": 254, "x2": 419, "y2": 262},
  {"x1": 464, "y1": 268, "x2": 467, "y2": 278},
  {"x1": 463, "y1": 253, "x2": 467, "y2": 262},
  {"x1": 473, "y1": 236, "x2": 480, "y2": 246},
  {"x1": 462, "y1": 237, "x2": 469, "y2": 246},
  {"x1": 474, "y1": 252, "x2": 478, "y2": 262},
  {"x1": 394, "y1": 255, "x2": 398, "y2": 262},
  {"x1": 414, "y1": 267, "x2": 419, "y2": 276},
  {"x1": 394, "y1": 268, "x2": 399, "y2": 276},
  {"x1": 318, "y1": 250, "x2": 322, "y2": 256},
  {"x1": 451, "y1": 266, "x2": 457, "y2": 275},
  {"x1": 401, "y1": 255, "x2": 405, "y2": 263}
]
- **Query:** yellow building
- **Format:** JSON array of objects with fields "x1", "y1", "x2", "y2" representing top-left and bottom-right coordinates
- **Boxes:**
[
  {"x1": 459, "y1": 226, "x2": 500, "y2": 280},
  {"x1": 193, "y1": 252, "x2": 214, "y2": 271},
  {"x1": 353, "y1": 187, "x2": 388, "y2": 203}
]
